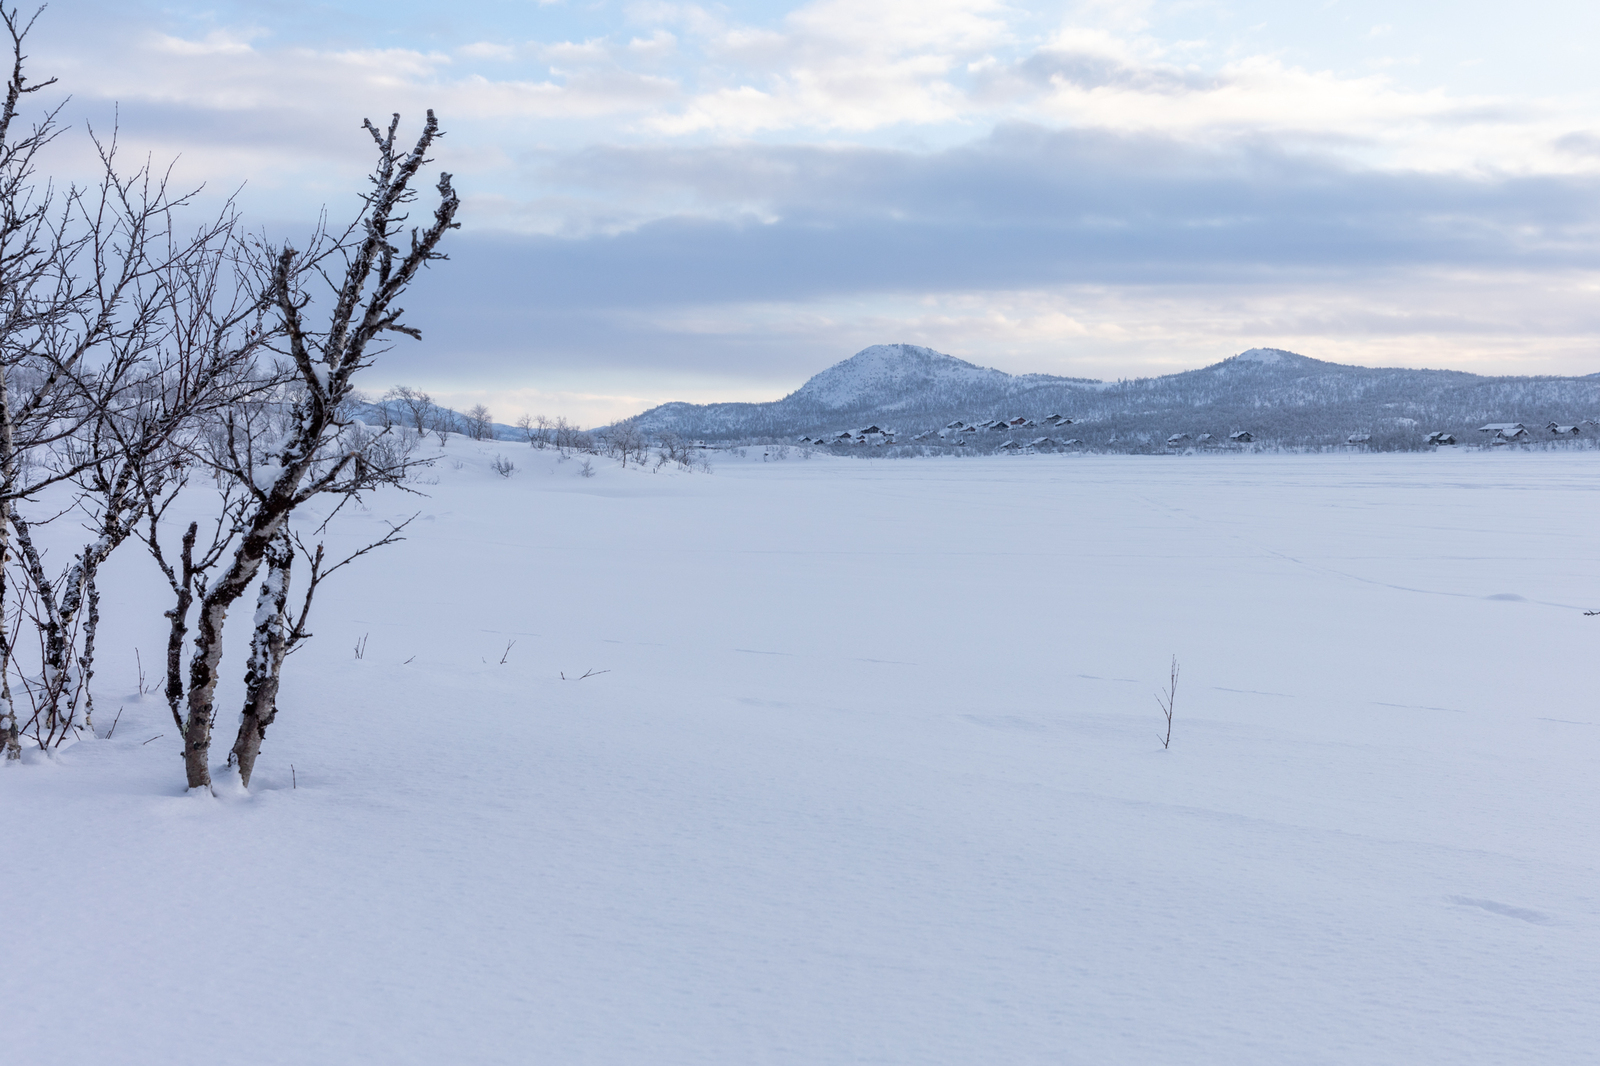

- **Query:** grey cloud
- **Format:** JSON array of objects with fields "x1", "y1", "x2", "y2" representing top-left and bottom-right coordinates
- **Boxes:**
[
  {"x1": 1000, "y1": 50, "x2": 1221, "y2": 95},
  {"x1": 516, "y1": 125, "x2": 1600, "y2": 292},
  {"x1": 390, "y1": 125, "x2": 1600, "y2": 382},
  {"x1": 1555, "y1": 131, "x2": 1600, "y2": 157}
]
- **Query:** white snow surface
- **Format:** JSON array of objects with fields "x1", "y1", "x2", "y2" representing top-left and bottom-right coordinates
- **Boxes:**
[{"x1": 6, "y1": 443, "x2": 1600, "y2": 1064}]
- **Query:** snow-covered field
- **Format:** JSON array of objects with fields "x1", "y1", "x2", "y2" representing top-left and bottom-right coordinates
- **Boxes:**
[{"x1": 5, "y1": 445, "x2": 1598, "y2": 1065}]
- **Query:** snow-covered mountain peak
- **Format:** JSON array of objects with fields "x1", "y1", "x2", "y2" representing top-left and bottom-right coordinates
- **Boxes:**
[
  {"x1": 787, "y1": 344, "x2": 1009, "y2": 410},
  {"x1": 1231, "y1": 348, "x2": 1299, "y2": 365}
]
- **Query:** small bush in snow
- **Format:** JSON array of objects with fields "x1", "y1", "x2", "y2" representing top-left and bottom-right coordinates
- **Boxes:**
[{"x1": 491, "y1": 455, "x2": 516, "y2": 478}]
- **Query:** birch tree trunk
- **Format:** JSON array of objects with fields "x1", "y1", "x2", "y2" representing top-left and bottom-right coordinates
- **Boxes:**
[
  {"x1": 0, "y1": 496, "x2": 15, "y2": 761},
  {"x1": 78, "y1": 573, "x2": 98, "y2": 734},
  {"x1": 0, "y1": 348, "x2": 18, "y2": 758},
  {"x1": 230, "y1": 531, "x2": 291, "y2": 786}
]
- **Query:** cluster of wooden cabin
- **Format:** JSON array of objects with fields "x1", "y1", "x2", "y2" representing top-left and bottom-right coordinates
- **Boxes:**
[
  {"x1": 1476, "y1": 421, "x2": 1595, "y2": 445},
  {"x1": 795, "y1": 418, "x2": 1595, "y2": 452},
  {"x1": 801, "y1": 418, "x2": 1266, "y2": 451},
  {"x1": 1165, "y1": 431, "x2": 1255, "y2": 447},
  {"x1": 797, "y1": 425, "x2": 898, "y2": 446},
  {"x1": 799, "y1": 414, "x2": 1086, "y2": 448}
]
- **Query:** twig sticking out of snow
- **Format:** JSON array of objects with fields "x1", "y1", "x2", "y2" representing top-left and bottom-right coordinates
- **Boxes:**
[
  {"x1": 560, "y1": 668, "x2": 610, "y2": 681},
  {"x1": 1156, "y1": 656, "x2": 1179, "y2": 750},
  {"x1": 499, "y1": 640, "x2": 515, "y2": 665}
]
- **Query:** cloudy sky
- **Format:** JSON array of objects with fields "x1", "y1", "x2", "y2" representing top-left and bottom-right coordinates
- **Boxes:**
[{"x1": 32, "y1": 0, "x2": 1600, "y2": 422}]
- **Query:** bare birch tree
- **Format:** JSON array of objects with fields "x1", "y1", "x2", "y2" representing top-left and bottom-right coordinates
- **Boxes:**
[
  {"x1": 0, "y1": 7, "x2": 264, "y2": 757},
  {"x1": 174, "y1": 111, "x2": 459, "y2": 791}
]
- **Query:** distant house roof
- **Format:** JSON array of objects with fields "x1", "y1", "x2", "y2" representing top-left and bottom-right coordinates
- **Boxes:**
[
  {"x1": 1008, "y1": 416, "x2": 1029, "y2": 426},
  {"x1": 1063, "y1": 438, "x2": 1083, "y2": 445},
  {"x1": 946, "y1": 421, "x2": 965, "y2": 429},
  {"x1": 1479, "y1": 422, "x2": 1525, "y2": 432},
  {"x1": 1426, "y1": 432, "x2": 1457, "y2": 444},
  {"x1": 998, "y1": 440, "x2": 1020, "y2": 450},
  {"x1": 1346, "y1": 433, "x2": 1371, "y2": 444},
  {"x1": 1228, "y1": 431, "x2": 1253, "y2": 441},
  {"x1": 1166, "y1": 433, "x2": 1189, "y2": 443},
  {"x1": 1030, "y1": 437, "x2": 1056, "y2": 447},
  {"x1": 1550, "y1": 424, "x2": 1580, "y2": 434},
  {"x1": 1196, "y1": 433, "x2": 1212, "y2": 442}
]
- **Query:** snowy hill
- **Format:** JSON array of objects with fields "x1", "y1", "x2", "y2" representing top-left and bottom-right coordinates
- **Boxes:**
[
  {"x1": 628, "y1": 345, "x2": 1600, "y2": 449},
  {"x1": 628, "y1": 343, "x2": 1100, "y2": 439},
  {"x1": 786, "y1": 343, "x2": 1041, "y2": 410}
]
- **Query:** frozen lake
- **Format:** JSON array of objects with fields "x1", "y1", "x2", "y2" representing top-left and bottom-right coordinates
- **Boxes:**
[{"x1": 6, "y1": 447, "x2": 1598, "y2": 1064}]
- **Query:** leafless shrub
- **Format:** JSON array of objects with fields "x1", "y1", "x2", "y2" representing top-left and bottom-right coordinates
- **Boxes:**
[
  {"x1": 654, "y1": 433, "x2": 709, "y2": 471},
  {"x1": 552, "y1": 416, "x2": 589, "y2": 457},
  {"x1": 429, "y1": 404, "x2": 460, "y2": 445},
  {"x1": 578, "y1": 458, "x2": 595, "y2": 478},
  {"x1": 608, "y1": 422, "x2": 646, "y2": 468},
  {"x1": 491, "y1": 453, "x2": 516, "y2": 478}
]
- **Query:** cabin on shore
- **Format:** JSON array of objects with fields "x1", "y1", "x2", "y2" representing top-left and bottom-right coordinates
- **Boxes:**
[{"x1": 1229, "y1": 430, "x2": 1253, "y2": 443}]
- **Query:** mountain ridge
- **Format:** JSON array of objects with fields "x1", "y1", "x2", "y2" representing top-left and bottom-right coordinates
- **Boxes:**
[{"x1": 623, "y1": 344, "x2": 1600, "y2": 450}]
